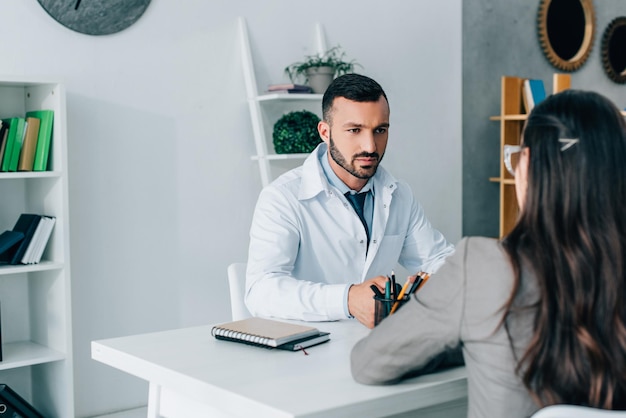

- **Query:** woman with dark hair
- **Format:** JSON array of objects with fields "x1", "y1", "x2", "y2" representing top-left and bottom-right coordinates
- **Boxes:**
[{"x1": 350, "y1": 90, "x2": 626, "y2": 417}]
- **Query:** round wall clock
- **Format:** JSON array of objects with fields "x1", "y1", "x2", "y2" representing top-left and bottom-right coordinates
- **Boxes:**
[{"x1": 37, "y1": 0, "x2": 152, "y2": 36}]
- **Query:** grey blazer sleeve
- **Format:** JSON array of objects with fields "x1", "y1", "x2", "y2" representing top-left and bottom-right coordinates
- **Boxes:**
[{"x1": 350, "y1": 237, "x2": 469, "y2": 385}]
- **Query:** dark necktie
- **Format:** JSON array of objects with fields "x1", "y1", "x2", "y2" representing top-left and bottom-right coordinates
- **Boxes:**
[{"x1": 345, "y1": 191, "x2": 370, "y2": 242}]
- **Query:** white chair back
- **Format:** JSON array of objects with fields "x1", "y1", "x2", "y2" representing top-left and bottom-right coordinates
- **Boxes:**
[
  {"x1": 227, "y1": 262, "x2": 252, "y2": 321},
  {"x1": 531, "y1": 405, "x2": 626, "y2": 418}
]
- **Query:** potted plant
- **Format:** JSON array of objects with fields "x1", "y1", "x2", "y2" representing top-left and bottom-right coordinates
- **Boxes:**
[
  {"x1": 284, "y1": 45, "x2": 361, "y2": 94},
  {"x1": 272, "y1": 110, "x2": 321, "y2": 154}
]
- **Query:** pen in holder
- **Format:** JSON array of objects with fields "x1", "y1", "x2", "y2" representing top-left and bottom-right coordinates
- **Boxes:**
[{"x1": 373, "y1": 294, "x2": 409, "y2": 326}]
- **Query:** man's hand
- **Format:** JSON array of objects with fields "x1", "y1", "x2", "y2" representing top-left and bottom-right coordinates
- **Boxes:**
[{"x1": 348, "y1": 275, "x2": 389, "y2": 328}]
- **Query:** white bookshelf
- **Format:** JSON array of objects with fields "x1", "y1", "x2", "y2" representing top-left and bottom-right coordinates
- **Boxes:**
[
  {"x1": 0, "y1": 78, "x2": 74, "y2": 417},
  {"x1": 238, "y1": 17, "x2": 326, "y2": 187}
]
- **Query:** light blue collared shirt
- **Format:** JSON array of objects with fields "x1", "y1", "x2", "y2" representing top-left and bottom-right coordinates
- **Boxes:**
[{"x1": 319, "y1": 150, "x2": 374, "y2": 234}]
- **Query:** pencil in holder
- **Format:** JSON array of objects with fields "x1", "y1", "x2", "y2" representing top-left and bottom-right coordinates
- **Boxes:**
[{"x1": 373, "y1": 294, "x2": 409, "y2": 326}]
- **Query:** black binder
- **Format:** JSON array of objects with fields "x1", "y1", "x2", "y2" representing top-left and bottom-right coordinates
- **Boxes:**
[
  {"x1": 0, "y1": 231, "x2": 24, "y2": 257},
  {"x1": 0, "y1": 214, "x2": 41, "y2": 265},
  {"x1": 0, "y1": 384, "x2": 44, "y2": 417}
]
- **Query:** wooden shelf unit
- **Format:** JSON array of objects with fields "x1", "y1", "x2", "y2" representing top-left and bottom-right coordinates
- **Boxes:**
[{"x1": 489, "y1": 74, "x2": 571, "y2": 238}]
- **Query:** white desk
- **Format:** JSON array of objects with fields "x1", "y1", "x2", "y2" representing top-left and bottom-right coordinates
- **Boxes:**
[{"x1": 92, "y1": 320, "x2": 468, "y2": 418}]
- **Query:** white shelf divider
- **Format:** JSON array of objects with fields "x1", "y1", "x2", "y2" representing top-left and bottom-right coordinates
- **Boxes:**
[
  {"x1": 239, "y1": 17, "x2": 272, "y2": 187},
  {"x1": 0, "y1": 342, "x2": 65, "y2": 370}
]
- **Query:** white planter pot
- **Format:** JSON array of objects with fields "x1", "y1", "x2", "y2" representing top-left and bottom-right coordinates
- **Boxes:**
[{"x1": 306, "y1": 66, "x2": 335, "y2": 94}]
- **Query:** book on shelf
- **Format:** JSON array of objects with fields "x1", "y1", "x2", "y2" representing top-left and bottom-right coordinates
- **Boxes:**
[
  {"x1": 211, "y1": 317, "x2": 330, "y2": 351},
  {"x1": 17, "y1": 116, "x2": 41, "y2": 171},
  {"x1": 268, "y1": 89, "x2": 314, "y2": 94},
  {"x1": 0, "y1": 384, "x2": 45, "y2": 417},
  {"x1": 32, "y1": 217, "x2": 55, "y2": 263},
  {"x1": 0, "y1": 230, "x2": 25, "y2": 256},
  {"x1": 1, "y1": 117, "x2": 26, "y2": 172},
  {"x1": 0, "y1": 121, "x2": 7, "y2": 166},
  {"x1": 20, "y1": 218, "x2": 45, "y2": 264},
  {"x1": 1, "y1": 119, "x2": 13, "y2": 171},
  {"x1": 22, "y1": 216, "x2": 55, "y2": 264},
  {"x1": 25, "y1": 109, "x2": 54, "y2": 171},
  {"x1": 522, "y1": 79, "x2": 546, "y2": 113},
  {"x1": 267, "y1": 83, "x2": 313, "y2": 94},
  {"x1": 0, "y1": 214, "x2": 42, "y2": 265}
]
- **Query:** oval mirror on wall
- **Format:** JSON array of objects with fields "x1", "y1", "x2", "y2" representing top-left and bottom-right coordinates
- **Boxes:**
[
  {"x1": 538, "y1": 0, "x2": 595, "y2": 72},
  {"x1": 602, "y1": 17, "x2": 626, "y2": 84}
]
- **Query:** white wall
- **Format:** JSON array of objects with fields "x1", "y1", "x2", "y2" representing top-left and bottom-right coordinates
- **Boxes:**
[{"x1": 0, "y1": 1, "x2": 462, "y2": 416}]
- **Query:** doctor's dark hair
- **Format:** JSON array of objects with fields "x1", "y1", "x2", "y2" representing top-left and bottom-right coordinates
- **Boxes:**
[
  {"x1": 322, "y1": 73, "x2": 389, "y2": 123},
  {"x1": 502, "y1": 89, "x2": 626, "y2": 408}
]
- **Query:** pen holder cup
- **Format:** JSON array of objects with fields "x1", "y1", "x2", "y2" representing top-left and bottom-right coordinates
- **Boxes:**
[{"x1": 373, "y1": 295, "x2": 410, "y2": 326}]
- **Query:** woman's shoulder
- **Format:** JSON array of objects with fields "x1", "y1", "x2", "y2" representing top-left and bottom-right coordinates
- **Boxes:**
[
  {"x1": 455, "y1": 236, "x2": 505, "y2": 257},
  {"x1": 453, "y1": 236, "x2": 513, "y2": 290}
]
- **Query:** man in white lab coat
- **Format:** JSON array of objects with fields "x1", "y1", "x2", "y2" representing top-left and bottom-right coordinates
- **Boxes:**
[{"x1": 246, "y1": 74, "x2": 453, "y2": 328}]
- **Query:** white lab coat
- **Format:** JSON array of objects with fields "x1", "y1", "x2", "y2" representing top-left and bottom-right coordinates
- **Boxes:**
[{"x1": 245, "y1": 143, "x2": 454, "y2": 321}]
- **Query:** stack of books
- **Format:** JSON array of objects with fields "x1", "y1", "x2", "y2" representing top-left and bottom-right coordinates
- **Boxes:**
[
  {"x1": 0, "y1": 213, "x2": 56, "y2": 265},
  {"x1": 0, "y1": 110, "x2": 54, "y2": 173},
  {"x1": 267, "y1": 83, "x2": 313, "y2": 94}
]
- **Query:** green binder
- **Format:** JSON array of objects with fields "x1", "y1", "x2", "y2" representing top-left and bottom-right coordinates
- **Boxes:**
[
  {"x1": 25, "y1": 110, "x2": 54, "y2": 171},
  {"x1": 1, "y1": 118, "x2": 26, "y2": 172},
  {"x1": 0, "y1": 119, "x2": 14, "y2": 172}
]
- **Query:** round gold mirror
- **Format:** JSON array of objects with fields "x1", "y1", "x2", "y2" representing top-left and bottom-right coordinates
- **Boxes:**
[
  {"x1": 538, "y1": 0, "x2": 595, "y2": 72},
  {"x1": 601, "y1": 17, "x2": 626, "y2": 84}
]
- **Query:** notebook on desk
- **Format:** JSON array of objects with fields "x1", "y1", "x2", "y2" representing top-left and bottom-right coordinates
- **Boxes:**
[{"x1": 211, "y1": 317, "x2": 330, "y2": 351}]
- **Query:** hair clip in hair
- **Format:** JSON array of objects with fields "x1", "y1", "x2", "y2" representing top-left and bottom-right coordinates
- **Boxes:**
[{"x1": 559, "y1": 138, "x2": 579, "y2": 151}]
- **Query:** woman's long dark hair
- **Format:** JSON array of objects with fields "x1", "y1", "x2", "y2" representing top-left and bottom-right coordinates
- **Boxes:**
[{"x1": 501, "y1": 90, "x2": 626, "y2": 408}]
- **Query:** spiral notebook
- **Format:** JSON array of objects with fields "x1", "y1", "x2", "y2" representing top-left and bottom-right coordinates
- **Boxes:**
[{"x1": 211, "y1": 317, "x2": 330, "y2": 351}]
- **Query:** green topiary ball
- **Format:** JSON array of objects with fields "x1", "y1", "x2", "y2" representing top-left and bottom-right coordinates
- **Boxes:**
[{"x1": 272, "y1": 110, "x2": 321, "y2": 154}]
